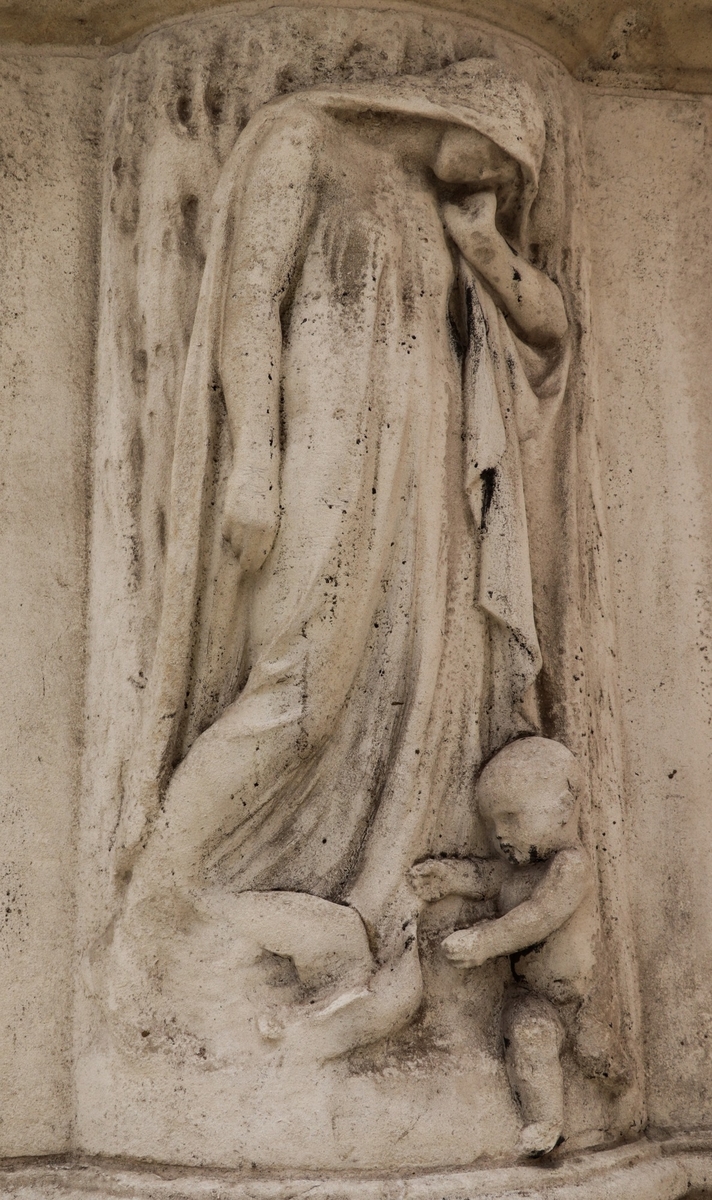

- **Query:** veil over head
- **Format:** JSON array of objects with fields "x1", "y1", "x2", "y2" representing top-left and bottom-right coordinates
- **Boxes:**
[{"x1": 307, "y1": 57, "x2": 545, "y2": 244}]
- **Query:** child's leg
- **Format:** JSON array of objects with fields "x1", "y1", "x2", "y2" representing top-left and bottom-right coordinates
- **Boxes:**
[{"x1": 503, "y1": 991, "x2": 565, "y2": 1156}]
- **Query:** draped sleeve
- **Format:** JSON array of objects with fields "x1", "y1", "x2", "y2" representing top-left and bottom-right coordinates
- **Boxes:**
[{"x1": 460, "y1": 264, "x2": 570, "y2": 748}]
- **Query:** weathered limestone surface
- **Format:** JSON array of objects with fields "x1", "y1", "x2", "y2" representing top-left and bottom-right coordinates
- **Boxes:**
[
  {"x1": 3, "y1": 0, "x2": 712, "y2": 93},
  {"x1": 2, "y1": 1138, "x2": 712, "y2": 1200},
  {"x1": 71, "y1": 5, "x2": 645, "y2": 1170},
  {"x1": 0, "y1": 48, "x2": 102, "y2": 1155},
  {"x1": 585, "y1": 87, "x2": 712, "y2": 1130},
  {"x1": 0, "y1": 4, "x2": 711, "y2": 1196}
]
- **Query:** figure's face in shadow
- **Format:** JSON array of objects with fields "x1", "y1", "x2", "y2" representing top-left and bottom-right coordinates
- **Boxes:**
[
  {"x1": 478, "y1": 781, "x2": 575, "y2": 865},
  {"x1": 433, "y1": 126, "x2": 519, "y2": 190}
]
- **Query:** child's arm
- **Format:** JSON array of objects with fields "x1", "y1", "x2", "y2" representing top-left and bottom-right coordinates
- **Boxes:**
[
  {"x1": 441, "y1": 847, "x2": 591, "y2": 968},
  {"x1": 409, "y1": 857, "x2": 505, "y2": 903},
  {"x1": 441, "y1": 192, "x2": 568, "y2": 348}
]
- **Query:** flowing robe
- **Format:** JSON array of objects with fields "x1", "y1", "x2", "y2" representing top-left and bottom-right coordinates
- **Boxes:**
[{"x1": 130, "y1": 92, "x2": 564, "y2": 958}]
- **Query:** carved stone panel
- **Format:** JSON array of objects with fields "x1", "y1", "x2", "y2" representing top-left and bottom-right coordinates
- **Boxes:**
[{"x1": 71, "y1": 0, "x2": 646, "y2": 1176}]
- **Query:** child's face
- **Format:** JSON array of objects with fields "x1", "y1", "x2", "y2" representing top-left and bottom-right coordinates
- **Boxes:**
[{"x1": 479, "y1": 781, "x2": 574, "y2": 865}]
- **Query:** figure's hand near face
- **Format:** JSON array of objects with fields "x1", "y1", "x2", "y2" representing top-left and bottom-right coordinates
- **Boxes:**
[
  {"x1": 222, "y1": 466, "x2": 279, "y2": 571},
  {"x1": 443, "y1": 187, "x2": 568, "y2": 347},
  {"x1": 441, "y1": 922, "x2": 501, "y2": 969},
  {"x1": 441, "y1": 190, "x2": 499, "y2": 267}
]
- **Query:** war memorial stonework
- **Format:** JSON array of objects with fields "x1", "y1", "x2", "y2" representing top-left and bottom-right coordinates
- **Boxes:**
[{"x1": 1, "y1": 1, "x2": 712, "y2": 1196}]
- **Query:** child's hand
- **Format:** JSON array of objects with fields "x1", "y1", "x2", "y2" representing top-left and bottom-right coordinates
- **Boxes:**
[
  {"x1": 441, "y1": 922, "x2": 500, "y2": 968},
  {"x1": 410, "y1": 857, "x2": 504, "y2": 902},
  {"x1": 409, "y1": 859, "x2": 459, "y2": 902}
]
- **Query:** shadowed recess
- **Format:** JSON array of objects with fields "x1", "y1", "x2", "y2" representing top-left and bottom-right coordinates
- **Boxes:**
[{"x1": 3, "y1": 0, "x2": 712, "y2": 91}]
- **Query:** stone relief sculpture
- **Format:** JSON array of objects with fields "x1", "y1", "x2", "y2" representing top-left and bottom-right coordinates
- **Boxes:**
[
  {"x1": 81, "y1": 6, "x2": 644, "y2": 1169},
  {"x1": 114, "y1": 54, "x2": 573, "y2": 1052}
]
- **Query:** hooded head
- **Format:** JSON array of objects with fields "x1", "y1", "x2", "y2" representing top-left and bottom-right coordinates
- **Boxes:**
[{"x1": 304, "y1": 57, "x2": 546, "y2": 244}]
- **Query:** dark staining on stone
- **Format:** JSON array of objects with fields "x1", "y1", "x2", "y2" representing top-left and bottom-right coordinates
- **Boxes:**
[
  {"x1": 401, "y1": 279, "x2": 416, "y2": 323},
  {"x1": 275, "y1": 65, "x2": 298, "y2": 94},
  {"x1": 127, "y1": 423, "x2": 145, "y2": 586},
  {"x1": 157, "y1": 505, "x2": 167, "y2": 556},
  {"x1": 128, "y1": 423, "x2": 145, "y2": 488},
  {"x1": 326, "y1": 221, "x2": 372, "y2": 310},
  {"x1": 118, "y1": 192, "x2": 140, "y2": 237},
  {"x1": 204, "y1": 45, "x2": 227, "y2": 124},
  {"x1": 111, "y1": 152, "x2": 140, "y2": 235},
  {"x1": 204, "y1": 81, "x2": 225, "y2": 124},
  {"x1": 0, "y1": 872, "x2": 27, "y2": 939},
  {"x1": 180, "y1": 194, "x2": 202, "y2": 263},
  {"x1": 176, "y1": 91, "x2": 193, "y2": 127},
  {"x1": 132, "y1": 348, "x2": 148, "y2": 392},
  {"x1": 480, "y1": 467, "x2": 496, "y2": 529}
]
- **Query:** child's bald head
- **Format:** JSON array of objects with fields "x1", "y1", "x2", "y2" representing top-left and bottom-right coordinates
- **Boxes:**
[{"x1": 476, "y1": 737, "x2": 583, "y2": 865}]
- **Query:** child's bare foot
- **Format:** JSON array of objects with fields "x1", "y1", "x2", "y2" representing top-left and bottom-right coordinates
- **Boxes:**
[
  {"x1": 516, "y1": 1120, "x2": 563, "y2": 1157},
  {"x1": 255, "y1": 947, "x2": 423, "y2": 1062}
]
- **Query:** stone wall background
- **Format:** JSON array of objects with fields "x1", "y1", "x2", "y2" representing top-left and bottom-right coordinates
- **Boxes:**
[
  {"x1": 585, "y1": 88, "x2": 712, "y2": 1131},
  {"x1": 0, "y1": 49, "x2": 102, "y2": 1154},
  {"x1": 0, "y1": 12, "x2": 711, "y2": 1155}
]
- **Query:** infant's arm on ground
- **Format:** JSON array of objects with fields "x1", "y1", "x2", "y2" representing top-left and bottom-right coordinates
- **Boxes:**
[
  {"x1": 441, "y1": 846, "x2": 592, "y2": 968},
  {"x1": 409, "y1": 856, "x2": 505, "y2": 903}
]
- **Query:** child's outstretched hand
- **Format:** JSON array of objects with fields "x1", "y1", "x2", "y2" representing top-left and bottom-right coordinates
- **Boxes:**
[
  {"x1": 441, "y1": 922, "x2": 500, "y2": 969},
  {"x1": 409, "y1": 859, "x2": 463, "y2": 902},
  {"x1": 409, "y1": 857, "x2": 503, "y2": 903}
]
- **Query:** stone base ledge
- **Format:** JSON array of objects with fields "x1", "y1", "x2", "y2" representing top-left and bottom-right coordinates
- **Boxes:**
[{"x1": 1, "y1": 1138, "x2": 711, "y2": 1200}]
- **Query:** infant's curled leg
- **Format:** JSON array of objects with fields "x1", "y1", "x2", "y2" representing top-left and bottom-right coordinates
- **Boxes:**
[
  {"x1": 503, "y1": 991, "x2": 565, "y2": 1157},
  {"x1": 221, "y1": 890, "x2": 374, "y2": 991}
]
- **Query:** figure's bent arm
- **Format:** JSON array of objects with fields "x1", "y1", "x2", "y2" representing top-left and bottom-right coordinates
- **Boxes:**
[
  {"x1": 481, "y1": 847, "x2": 591, "y2": 958},
  {"x1": 476, "y1": 238, "x2": 567, "y2": 347},
  {"x1": 220, "y1": 108, "x2": 322, "y2": 561},
  {"x1": 442, "y1": 194, "x2": 568, "y2": 347}
]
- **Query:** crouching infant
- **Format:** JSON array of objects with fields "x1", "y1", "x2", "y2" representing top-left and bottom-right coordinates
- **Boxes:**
[{"x1": 410, "y1": 736, "x2": 629, "y2": 1157}]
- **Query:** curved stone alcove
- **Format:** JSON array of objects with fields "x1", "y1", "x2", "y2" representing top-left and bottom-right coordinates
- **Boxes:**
[{"x1": 0, "y1": 2, "x2": 711, "y2": 1197}]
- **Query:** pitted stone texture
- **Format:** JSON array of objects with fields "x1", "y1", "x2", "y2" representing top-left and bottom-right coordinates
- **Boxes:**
[{"x1": 0, "y1": 48, "x2": 102, "y2": 1156}]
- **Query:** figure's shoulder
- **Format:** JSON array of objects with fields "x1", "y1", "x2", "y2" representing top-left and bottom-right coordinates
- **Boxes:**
[{"x1": 254, "y1": 96, "x2": 334, "y2": 158}]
